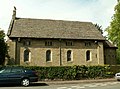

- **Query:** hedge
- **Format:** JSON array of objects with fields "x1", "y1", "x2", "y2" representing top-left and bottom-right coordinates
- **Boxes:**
[
  {"x1": 23, "y1": 65, "x2": 114, "y2": 80},
  {"x1": 0, "y1": 65, "x2": 114, "y2": 80}
]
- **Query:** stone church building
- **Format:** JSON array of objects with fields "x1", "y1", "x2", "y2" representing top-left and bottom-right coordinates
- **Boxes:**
[{"x1": 7, "y1": 8, "x2": 117, "y2": 66}]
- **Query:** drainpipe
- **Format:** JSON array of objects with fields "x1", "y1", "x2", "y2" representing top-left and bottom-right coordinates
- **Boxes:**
[{"x1": 59, "y1": 39, "x2": 62, "y2": 66}]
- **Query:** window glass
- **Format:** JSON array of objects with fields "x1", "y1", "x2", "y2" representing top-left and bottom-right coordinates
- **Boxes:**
[
  {"x1": 11, "y1": 68, "x2": 23, "y2": 73},
  {"x1": 45, "y1": 41, "x2": 52, "y2": 46},
  {"x1": 24, "y1": 49, "x2": 30, "y2": 62},
  {"x1": 46, "y1": 50, "x2": 51, "y2": 61},
  {"x1": 67, "y1": 50, "x2": 72, "y2": 61},
  {"x1": 23, "y1": 41, "x2": 31, "y2": 46},
  {"x1": 85, "y1": 42, "x2": 91, "y2": 47},
  {"x1": 86, "y1": 50, "x2": 90, "y2": 61},
  {"x1": 0, "y1": 68, "x2": 11, "y2": 73},
  {"x1": 66, "y1": 41, "x2": 73, "y2": 46}
]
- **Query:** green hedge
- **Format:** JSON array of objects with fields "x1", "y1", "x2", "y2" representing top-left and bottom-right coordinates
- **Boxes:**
[
  {"x1": 0, "y1": 65, "x2": 114, "y2": 80},
  {"x1": 24, "y1": 65, "x2": 114, "y2": 80}
]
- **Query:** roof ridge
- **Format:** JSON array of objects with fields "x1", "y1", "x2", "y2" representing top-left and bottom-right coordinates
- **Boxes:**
[{"x1": 15, "y1": 17, "x2": 92, "y2": 23}]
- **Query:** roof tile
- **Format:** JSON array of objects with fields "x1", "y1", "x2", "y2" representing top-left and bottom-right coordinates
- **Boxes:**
[{"x1": 8, "y1": 18, "x2": 105, "y2": 40}]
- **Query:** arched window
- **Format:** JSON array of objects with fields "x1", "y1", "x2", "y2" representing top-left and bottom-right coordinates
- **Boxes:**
[
  {"x1": 86, "y1": 50, "x2": 90, "y2": 61},
  {"x1": 24, "y1": 49, "x2": 30, "y2": 62},
  {"x1": 67, "y1": 50, "x2": 72, "y2": 61},
  {"x1": 46, "y1": 50, "x2": 51, "y2": 62}
]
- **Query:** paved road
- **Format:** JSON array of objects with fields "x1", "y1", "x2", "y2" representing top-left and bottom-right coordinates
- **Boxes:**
[
  {"x1": 56, "y1": 82, "x2": 120, "y2": 89},
  {"x1": 0, "y1": 81, "x2": 120, "y2": 89}
]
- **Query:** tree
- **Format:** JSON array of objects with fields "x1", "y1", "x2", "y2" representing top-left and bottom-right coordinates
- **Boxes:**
[
  {"x1": 0, "y1": 29, "x2": 8, "y2": 65},
  {"x1": 106, "y1": 1, "x2": 120, "y2": 64},
  {"x1": 94, "y1": 23, "x2": 103, "y2": 34}
]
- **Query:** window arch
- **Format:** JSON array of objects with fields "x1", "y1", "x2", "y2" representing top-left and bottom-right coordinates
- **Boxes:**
[
  {"x1": 46, "y1": 50, "x2": 51, "y2": 62},
  {"x1": 86, "y1": 50, "x2": 90, "y2": 61},
  {"x1": 24, "y1": 49, "x2": 31, "y2": 62},
  {"x1": 67, "y1": 50, "x2": 72, "y2": 61}
]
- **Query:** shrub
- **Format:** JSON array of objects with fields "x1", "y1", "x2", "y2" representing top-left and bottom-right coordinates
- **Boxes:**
[{"x1": 22, "y1": 65, "x2": 114, "y2": 80}]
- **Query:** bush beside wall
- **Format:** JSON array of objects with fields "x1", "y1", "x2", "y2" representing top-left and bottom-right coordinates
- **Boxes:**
[
  {"x1": 1, "y1": 65, "x2": 115, "y2": 80},
  {"x1": 24, "y1": 65, "x2": 114, "y2": 80}
]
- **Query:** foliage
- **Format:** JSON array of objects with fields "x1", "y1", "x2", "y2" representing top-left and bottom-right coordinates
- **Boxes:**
[
  {"x1": 23, "y1": 65, "x2": 113, "y2": 80},
  {"x1": 106, "y1": 1, "x2": 120, "y2": 64},
  {"x1": 94, "y1": 23, "x2": 103, "y2": 34},
  {"x1": 0, "y1": 29, "x2": 8, "y2": 65}
]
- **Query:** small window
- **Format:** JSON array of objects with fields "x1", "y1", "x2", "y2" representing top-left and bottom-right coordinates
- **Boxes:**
[
  {"x1": 67, "y1": 50, "x2": 72, "y2": 61},
  {"x1": 96, "y1": 54, "x2": 97, "y2": 58},
  {"x1": 85, "y1": 42, "x2": 91, "y2": 47},
  {"x1": 86, "y1": 50, "x2": 91, "y2": 61},
  {"x1": 23, "y1": 41, "x2": 31, "y2": 46},
  {"x1": 66, "y1": 41, "x2": 73, "y2": 46},
  {"x1": 24, "y1": 49, "x2": 31, "y2": 62},
  {"x1": 45, "y1": 41, "x2": 52, "y2": 46},
  {"x1": 46, "y1": 50, "x2": 51, "y2": 62}
]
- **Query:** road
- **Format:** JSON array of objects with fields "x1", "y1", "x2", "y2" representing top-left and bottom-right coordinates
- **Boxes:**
[{"x1": 0, "y1": 81, "x2": 120, "y2": 89}]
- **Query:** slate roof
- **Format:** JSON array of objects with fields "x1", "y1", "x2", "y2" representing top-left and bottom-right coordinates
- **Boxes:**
[{"x1": 8, "y1": 18, "x2": 105, "y2": 40}]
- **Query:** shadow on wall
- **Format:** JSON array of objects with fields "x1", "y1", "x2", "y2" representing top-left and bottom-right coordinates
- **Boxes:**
[{"x1": 5, "y1": 58, "x2": 15, "y2": 65}]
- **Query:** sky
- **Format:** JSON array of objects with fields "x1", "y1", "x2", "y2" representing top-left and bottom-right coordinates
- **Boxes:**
[{"x1": 0, "y1": 0, "x2": 117, "y2": 35}]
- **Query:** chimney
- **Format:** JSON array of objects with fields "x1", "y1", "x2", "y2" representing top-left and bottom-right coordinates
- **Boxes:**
[{"x1": 12, "y1": 6, "x2": 16, "y2": 20}]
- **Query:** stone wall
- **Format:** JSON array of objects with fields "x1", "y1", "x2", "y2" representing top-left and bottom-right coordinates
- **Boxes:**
[
  {"x1": 104, "y1": 48, "x2": 117, "y2": 65},
  {"x1": 8, "y1": 38, "x2": 105, "y2": 66}
]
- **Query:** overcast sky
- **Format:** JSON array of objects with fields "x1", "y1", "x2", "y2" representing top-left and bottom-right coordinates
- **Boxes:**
[{"x1": 0, "y1": 0, "x2": 117, "y2": 34}]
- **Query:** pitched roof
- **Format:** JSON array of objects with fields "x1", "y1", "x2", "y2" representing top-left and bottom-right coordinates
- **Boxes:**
[
  {"x1": 8, "y1": 18, "x2": 105, "y2": 40},
  {"x1": 104, "y1": 40, "x2": 118, "y2": 48}
]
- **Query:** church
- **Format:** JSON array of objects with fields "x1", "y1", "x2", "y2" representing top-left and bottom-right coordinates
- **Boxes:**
[{"x1": 7, "y1": 7, "x2": 117, "y2": 66}]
